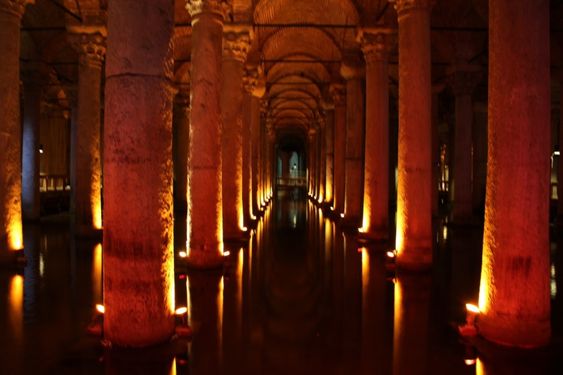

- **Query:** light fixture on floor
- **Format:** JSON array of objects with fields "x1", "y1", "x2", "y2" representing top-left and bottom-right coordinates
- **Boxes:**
[
  {"x1": 179, "y1": 251, "x2": 187, "y2": 258},
  {"x1": 95, "y1": 304, "x2": 105, "y2": 314},
  {"x1": 459, "y1": 303, "x2": 480, "y2": 337}
]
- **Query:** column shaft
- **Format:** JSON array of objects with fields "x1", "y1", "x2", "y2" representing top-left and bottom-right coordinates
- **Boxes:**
[
  {"x1": 22, "y1": 83, "x2": 42, "y2": 221},
  {"x1": 395, "y1": 0, "x2": 433, "y2": 269},
  {"x1": 341, "y1": 65, "x2": 364, "y2": 226},
  {"x1": 187, "y1": 1, "x2": 225, "y2": 266},
  {"x1": 0, "y1": 0, "x2": 29, "y2": 255},
  {"x1": 324, "y1": 109, "x2": 335, "y2": 204},
  {"x1": 478, "y1": 0, "x2": 550, "y2": 347},
  {"x1": 221, "y1": 28, "x2": 250, "y2": 240},
  {"x1": 359, "y1": 30, "x2": 392, "y2": 239},
  {"x1": 103, "y1": 0, "x2": 175, "y2": 346},
  {"x1": 71, "y1": 34, "x2": 105, "y2": 235},
  {"x1": 173, "y1": 87, "x2": 190, "y2": 212},
  {"x1": 331, "y1": 84, "x2": 346, "y2": 215}
]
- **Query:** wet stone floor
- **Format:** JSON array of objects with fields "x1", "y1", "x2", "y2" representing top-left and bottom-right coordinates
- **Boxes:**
[{"x1": 1, "y1": 190, "x2": 562, "y2": 374}]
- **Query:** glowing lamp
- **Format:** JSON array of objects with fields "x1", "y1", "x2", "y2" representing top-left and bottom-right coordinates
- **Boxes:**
[
  {"x1": 95, "y1": 304, "x2": 105, "y2": 314},
  {"x1": 340, "y1": 213, "x2": 345, "y2": 218},
  {"x1": 179, "y1": 251, "x2": 187, "y2": 258},
  {"x1": 386, "y1": 250, "x2": 397, "y2": 259},
  {"x1": 458, "y1": 303, "x2": 480, "y2": 337},
  {"x1": 466, "y1": 303, "x2": 480, "y2": 314},
  {"x1": 175, "y1": 307, "x2": 187, "y2": 316},
  {"x1": 464, "y1": 359, "x2": 476, "y2": 366},
  {"x1": 223, "y1": 251, "x2": 231, "y2": 257}
]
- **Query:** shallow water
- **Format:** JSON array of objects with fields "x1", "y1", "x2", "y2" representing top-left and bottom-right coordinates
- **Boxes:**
[{"x1": 1, "y1": 191, "x2": 562, "y2": 374}]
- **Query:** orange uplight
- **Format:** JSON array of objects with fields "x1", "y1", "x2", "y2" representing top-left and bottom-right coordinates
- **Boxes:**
[
  {"x1": 464, "y1": 359, "x2": 476, "y2": 366},
  {"x1": 96, "y1": 304, "x2": 105, "y2": 314},
  {"x1": 8, "y1": 219, "x2": 23, "y2": 250},
  {"x1": 223, "y1": 251, "x2": 231, "y2": 257},
  {"x1": 175, "y1": 307, "x2": 187, "y2": 315},
  {"x1": 466, "y1": 303, "x2": 480, "y2": 314}
]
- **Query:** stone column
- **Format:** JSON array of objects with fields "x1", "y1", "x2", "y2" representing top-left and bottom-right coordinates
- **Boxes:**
[
  {"x1": 330, "y1": 84, "x2": 346, "y2": 215},
  {"x1": 22, "y1": 78, "x2": 42, "y2": 221},
  {"x1": 244, "y1": 67, "x2": 265, "y2": 218},
  {"x1": 317, "y1": 117, "x2": 326, "y2": 202},
  {"x1": 478, "y1": 0, "x2": 550, "y2": 347},
  {"x1": 221, "y1": 26, "x2": 251, "y2": 241},
  {"x1": 70, "y1": 31, "x2": 106, "y2": 236},
  {"x1": 323, "y1": 104, "x2": 335, "y2": 205},
  {"x1": 173, "y1": 83, "x2": 190, "y2": 212},
  {"x1": 266, "y1": 126, "x2": 275, "y2": 200},
  {"x1": 186, "y1": 0, "x2": 227, "y2": 266},
  {"x1": 394, "y1": 0, "x2": 433, "y2": 269},
  {"x1": 341, "y1": 59, "x2": 365, "y2": 227},
  {"x1": 431, "y1": 84, "x2": 444, "y2": 217},
  {"x1": 358, "y1": 29, "x2": 393, "y2": 239},
  {"x1": 448, "y1": 66, "x2": 480, "y2": 224},
  {"x1": 103, "y1": 0, "x2": 175, "y2": 346},
  {"x1": 0, "y1": 0, "x2": 33, "y2": 257},
  {"x1": 472, "y1": 102, "x2": 487, "y2": 214},
  {"x1": 308, "y1": 129, "x2": 317, "y2": 197}
]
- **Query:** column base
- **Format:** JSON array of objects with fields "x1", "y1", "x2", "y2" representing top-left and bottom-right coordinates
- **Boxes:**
[
  {"x1": 223, "y1": 230, "x2": 251, "y2": 244},
  {"x1": 73, "y1": 224, "x2": 103, "y2": 240},
  {"x1": 357, "y1": 230, "x2": 389, "y2": 244},
  {"x1": 477, "y1": 314, "x2": 551, "y2": 349},
  {"x1": 0, "y1": 249, "x2": 27, "y2": 267},
  {"x1": 396, "y1": 249, "x2": 432, "y2": 272},
  {"x1": 180, "y1": 251, "x2": 225, "y2": 270}
]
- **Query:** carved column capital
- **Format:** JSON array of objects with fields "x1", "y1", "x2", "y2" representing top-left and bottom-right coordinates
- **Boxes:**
[
  {"x1": 223, "y1": 26, "x2": 252, "y2": 63},
  {"x1": 0, "y1": 0, "x2": 33, "y2": 18},
  {"x1": 70, "y1": 32, "x2": 106, "y2": 68},
  {"x1": 243, "y1": 65, "x2": 265, "y2": 97},
  {"x1": 186, "y1": 0, "x2": 230, "y2": 21},
  {"x1": 447, "y1": 65, "x2": 482, "y2": 96},
  {"x1": 340, "y1": 54, "x2": 365, "y2": 80},
  {"x1": 357, "y1": 28, "x2": 396, "y2": 65},
  {"x1": 329, "y1": 83, "x2": 346, "y2": 107},
  {"x1": 392, "y1": 0, "x2": 435, "y2": 17}
]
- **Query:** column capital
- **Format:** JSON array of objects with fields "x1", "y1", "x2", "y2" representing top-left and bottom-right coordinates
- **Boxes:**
[
  {"x1": 186, "y1": 0, "x2": 230, "y2": 21},
  {"x1": 357, "y1": 28, "x2": 396, "y2": 65},
  {"x1": 69, "y1": 31, "x2": 107, "y2": 68},
  {"x1": 174, "y1": 82, "x2": 191, "y2": 106},
  {"x1": 329, "y1": 83, "x2": 346, "y2": 107},
  {"x1": 340, "y1": 55, "x2": 365, "y2": 80},
  {"x1": 223, "y1": 26, "x2": 252, "y2": 63},
  {"x1": 447, "y1": 65, "x2": 482, "y2": 96},
  {"x1": 392, "y1": 0, "x2": 435, "y2": 16},
  {"x1": 243, "y1": 65, "x2": 266, "y2": 98},
  {"x1": 0, "y1": 0, "x2": 33, "y2": 18}
]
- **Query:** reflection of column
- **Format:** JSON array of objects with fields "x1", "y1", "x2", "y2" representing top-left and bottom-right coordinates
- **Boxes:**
[
  {"x1": 221, "y1": 27, "x2": 251, "y2": 240},
  {"x1": 330, "y1": 84, "x2": 346, "y2": 215},
  {"x1": 70, "y1": 31, "x2": 106, "y2": 235},
  {"x1": 188, "y1": 272, "x2": 223, "y2": 374},
  {"x1": 478, "y1": 0, "x2": 550, "y2": 347},
  {"x1": 448, "y1": 66, "x2": 480, "y2": 223},
  {"x1": 187, "y1": 0, "x2": 226, "y2": 266},
  {"x1": 173, "y1": 83, "x2": 190, "y2": 212},
  {"x1": 393, "y1": 274, "x2": 431, "y2": 375},
  {"x1": 358, "y1": 29, "x2": 393, "y2": 239},
  {"x1": 394, "y1": 0, "x2": 433, "y2": 269},
  {"x1": 103, "y1": 0, "x2": 175, "y2": 346},
  {"x1": 0, "y1": 0, "x2": 33, "y2": 255},
  {"x1": 341, "y1": 59, "x2": 365, "y2": 226},
  {"x1": 22, "y1": 80, "x2": 42, "y2": 221}
]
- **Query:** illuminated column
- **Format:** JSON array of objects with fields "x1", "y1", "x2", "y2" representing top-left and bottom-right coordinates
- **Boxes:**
[
  {"x1": 186, "y1": 0, "x2": 226, "y2": 266},
  {"x1": 22, "y1": 78, "x2": 42, "y2": 221},
  {"x1": 323, "y1": 104, "x2": 335, "y2": 205},
  {"x1": 244, "y1": 67, "x2": 265, "y2": 218},
  {"x1": 70, "y1": 31, "x2": 106, "y2": 236},
  {"x1": 431, "y1": 84, "x2": 444, "y2": 217},
  {"x1": 308, "y1": 129, "x2": 317, "y2": 197},
  {"x1": 266, "y1": 126, "x2": 275, "y2": 199},
  {"x1": 448, "y1": 66, "x2": 480, "y2": 223},
  {"x1": 478, "y1": 0, "x2": 550, "y2": 347},
  {"x1": 221, "y1": 26, "x2": 251, "y2": 240},
  {"x1": 341, "y1": 59, "x2": 365, "y2": 226},
  {"x1": 317, "y1": 117, "x2": 326, "y2": 202},
  {"x1": 0, "y1": 0, "x2": 33, "y2": 256},
  {"x1": 103, "y1": 0, "x2": 175, "y2": 346},
  {"x1": 472, "y1": 102, "x2": 487, "y2": 214},
  {"x1": 330, "y1": 84, "x2": 346, "y2": 215},
  {"x1": 173, "y1": 83, "x2": 190, "y2": 212},
  {"x1": 358, "y1": 29, "x2": 393, "y2": 239},
  {"x1": 395, "y1": 0, "x2": 433, "y2": 269}
]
